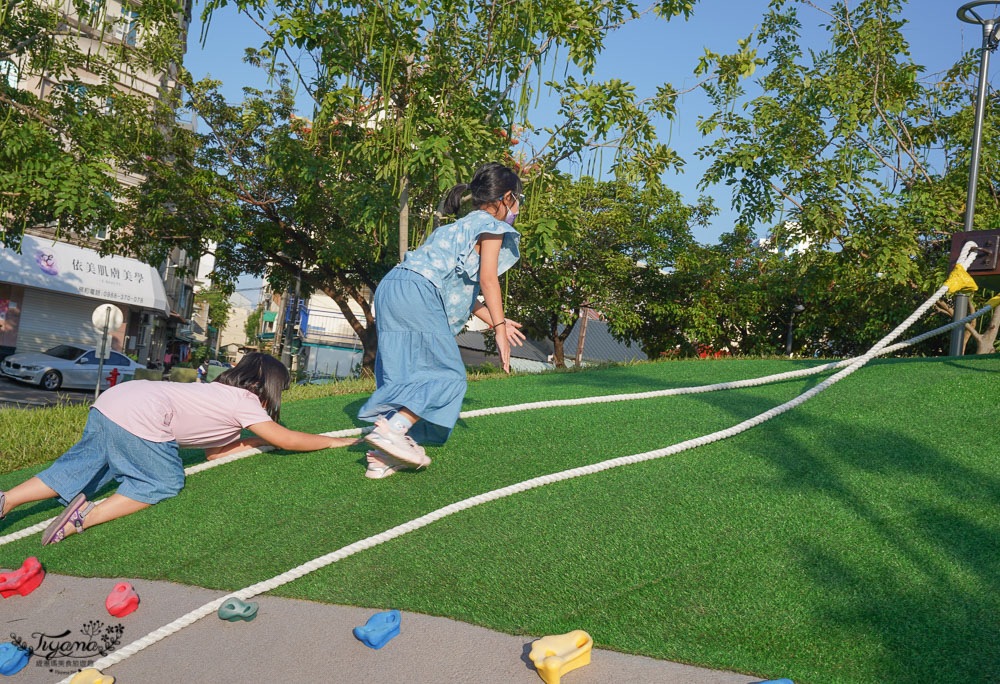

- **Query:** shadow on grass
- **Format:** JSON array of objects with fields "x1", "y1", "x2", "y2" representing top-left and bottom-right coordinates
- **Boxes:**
[{"x1": 683, "y1": 383, "x2": 1000, "y2": 682}]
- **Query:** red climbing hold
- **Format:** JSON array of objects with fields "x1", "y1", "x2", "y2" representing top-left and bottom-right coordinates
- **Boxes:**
[
  {"x1": 0, "y1": 557, "x2": 44, "y2": 598},
  {"x1": 105, "y1": 582, "x2": 139, "y2": 617}
]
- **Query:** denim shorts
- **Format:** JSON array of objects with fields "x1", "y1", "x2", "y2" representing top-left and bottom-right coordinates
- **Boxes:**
[{"x1": 37, "y1": 408, "x2": 183, "y2": 505}]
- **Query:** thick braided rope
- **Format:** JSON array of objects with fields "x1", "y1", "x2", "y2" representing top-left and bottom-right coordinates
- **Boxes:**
[
  {"x1": 55, "y1": 248, "x2": 979, "y2": 683},
  {"x1": 2, "y1": 263, "x2": 990, "y2": 549}
]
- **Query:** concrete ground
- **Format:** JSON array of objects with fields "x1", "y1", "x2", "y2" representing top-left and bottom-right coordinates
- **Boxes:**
[{"x1": 2, "y1": 573, "x2": 771, "y2": 684}]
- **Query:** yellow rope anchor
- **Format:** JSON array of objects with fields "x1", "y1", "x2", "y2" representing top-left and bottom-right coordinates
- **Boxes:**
[{"x1": 944, "y1": 264, "x2": 978, "y2": 294}]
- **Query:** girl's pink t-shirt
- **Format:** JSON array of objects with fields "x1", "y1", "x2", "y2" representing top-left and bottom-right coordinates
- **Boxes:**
[{"x1": 93, "y1": 380, "x2": 273, "y2": 447}]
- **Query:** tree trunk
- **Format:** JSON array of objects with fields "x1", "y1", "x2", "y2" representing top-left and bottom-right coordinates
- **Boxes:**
[
  {"x1": 552, "y1": 335, "x2": 565, "y2": 368},
  {"x1": 973, "y1": 305, "x2": 1000, "y2": 354},
  {"x1": 550, "y1": 311, "x2": 581, "y2": 369},
  {"x1": 359, "y1": 326, "x2": 378, "y2": 377},
  {"x1": 550, "y1": 313, "x2": 564, "y2": 368},
  {"x1": 320, "y1": 284, "x2": 378, "y2": 375},
  {"x1": 398, "y1": 174, "x2": 409, "y2": 262}
]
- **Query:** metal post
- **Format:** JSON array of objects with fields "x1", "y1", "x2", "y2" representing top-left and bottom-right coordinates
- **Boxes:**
[
  {"x1": 94, "y1": 307, "x2": 110, "y2": 398},
  {"x1": 952, "y1": 4, "x2": 1000, "y2": 355},
  {"x1": 785, "y1": 304, "x2": 804, "y2": 356},
  {"x1": 281, "y1": 269, "x2": 301, "y2": 370}
]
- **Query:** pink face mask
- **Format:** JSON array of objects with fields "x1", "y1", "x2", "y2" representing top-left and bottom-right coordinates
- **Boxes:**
[{"x1": 503, "y1": 197, "x2": 519, "y2": 226}]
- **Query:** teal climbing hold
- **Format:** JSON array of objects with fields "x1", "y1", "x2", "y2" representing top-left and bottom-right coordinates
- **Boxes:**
[{"x1": 217, "y1": 597, "x2": 259, "y2": 622}]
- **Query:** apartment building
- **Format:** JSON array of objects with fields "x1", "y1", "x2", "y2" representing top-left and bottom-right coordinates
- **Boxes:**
[{"x1": 0, "y1": 0, "x2": 195, "y2": 366}]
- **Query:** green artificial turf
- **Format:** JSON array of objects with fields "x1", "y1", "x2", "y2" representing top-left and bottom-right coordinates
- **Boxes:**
[{"x1": 2, "y1": 356, "x2": 999, "y2": 683}]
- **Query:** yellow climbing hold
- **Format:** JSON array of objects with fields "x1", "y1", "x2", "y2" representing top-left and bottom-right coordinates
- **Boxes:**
[
  {"x1": 945, "y1": 264, "x2": 978, "y2": 294},
  {"x1": 528, "y1": 630, "x2": 593, "y2": 684},
  {"x1": 987, "y1": 294, "x2": 1000, "y2": 310},
  {"x1": 69, "y1": 669, "x2": 114, "y2": 684}
]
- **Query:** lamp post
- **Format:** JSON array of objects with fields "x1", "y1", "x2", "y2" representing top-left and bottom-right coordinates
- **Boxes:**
[
  {"x1": 952, "y1": 2, "x2": 1000, "y2": 355},
  {"x1": 785, "y1": 304, "x2": 805, "y2": 356}
]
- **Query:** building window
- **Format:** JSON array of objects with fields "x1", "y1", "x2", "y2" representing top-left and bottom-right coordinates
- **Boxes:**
[
  {"x1": 94, "y1": 226, "x2": 108, "y2": 240},
  {"x1": 0, "y1": 61, "x2": 18, "y2": 89},
  {"x1": 112, "y1": 7, "x2": 140, "y2": 46},
  {"x1": 86, "y1": 0, "x2": 105, "y2": 23}
]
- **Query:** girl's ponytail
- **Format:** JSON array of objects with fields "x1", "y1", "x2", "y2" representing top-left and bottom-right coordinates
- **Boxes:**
[
  {"x1": 440, "y1": 163, "x2": 522, "y2": 218},
  {"x1": 442, "y1": 183, "x2": 469, "y2": 217}
]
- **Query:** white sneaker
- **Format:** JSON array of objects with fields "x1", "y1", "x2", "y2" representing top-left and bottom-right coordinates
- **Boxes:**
[
  {"x1": 363, "y1": 416, "x2": 429, "y2": 467},
  {"x1": 365, "y1": 449, "x2": 430, "y2": 479}
]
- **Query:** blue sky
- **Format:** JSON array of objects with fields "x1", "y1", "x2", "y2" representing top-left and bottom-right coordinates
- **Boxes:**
[{"x1": 182, "y1": 1, "x2": 997, "y2": 294}]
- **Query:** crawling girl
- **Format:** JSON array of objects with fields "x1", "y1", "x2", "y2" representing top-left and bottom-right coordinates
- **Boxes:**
[{"x1": 0, "y1": 352, "x2": 357, "y2": 544}]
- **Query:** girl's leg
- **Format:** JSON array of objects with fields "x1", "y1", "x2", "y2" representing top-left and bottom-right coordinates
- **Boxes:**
[
  {"x1": 58, "y1": 494, "x2": 150, "y2": 539},
  {"x1": 2, "y1": 477, "x2": 60, "y2": 516},
  {"x1": 396, "y1": 408, "x2": 420, "y2": 424},
  {"x1": 391, "y1": 407, "x2": 421, "y2": 431}
]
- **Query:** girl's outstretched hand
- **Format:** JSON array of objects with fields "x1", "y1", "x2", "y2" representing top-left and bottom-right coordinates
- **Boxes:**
[
  {"x1": 497, "y1": 332, "x2": 512, "y2": 373},
  {"x1": 504, "y1": 319, "x2": 526, "y2": 347}
]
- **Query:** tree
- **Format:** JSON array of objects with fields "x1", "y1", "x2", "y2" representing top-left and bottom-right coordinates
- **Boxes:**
[
  {"x1": 695, "y1": 0, "x2": 1000, "y2": 355},
  {"x1": 506, "y1": 175, "x2": 698, "y2": 366},
  {"x1": 194, "y1": 285, "x2": 233, "y2": 333},
  {"x1": 245, "y1": 307, "x2": 262, "y2": 347},
  {"x1": 0, "y1": 0, "x2": 189, "y2": 247},
  {"x1": 113, "y1": 0, "x2": 762, "y2": 372}
]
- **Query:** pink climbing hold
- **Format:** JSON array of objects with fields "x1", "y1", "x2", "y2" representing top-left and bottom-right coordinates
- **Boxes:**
[
  {"x1": 0, "y1": 557, "x2": 44, "y2": 598},
  {"x1": 105, "y1": 582, "x2": 139, "y2": 617}
]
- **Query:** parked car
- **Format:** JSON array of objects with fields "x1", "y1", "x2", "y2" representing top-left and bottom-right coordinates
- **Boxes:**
[
  {"x1": 207, "y1": 359, "x2": 232, "y2": 368},
  {"x1": 0, "y1": 344, "x2": 147, "y2": 391}
]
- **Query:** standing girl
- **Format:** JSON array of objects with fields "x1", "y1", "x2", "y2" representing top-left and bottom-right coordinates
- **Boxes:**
[
  {"x1": 360, "y1": 162, "x2": 527, "y2": 478},
  {"x1": 0, "y1": 352, "x2": 358, "y2": 544}
]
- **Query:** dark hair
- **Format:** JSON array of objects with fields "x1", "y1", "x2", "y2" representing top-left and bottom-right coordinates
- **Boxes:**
[
  {"x1": 214, "y1": 352, "x2": 290, "y2": 420},
  {"x1": 442, "y1": 162, "x2": 522, "y2": 217}
]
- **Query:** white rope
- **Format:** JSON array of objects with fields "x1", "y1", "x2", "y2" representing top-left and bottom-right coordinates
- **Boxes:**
[
  {"x1": 2, "y1": 249, "x2": 990, "y2": 549},
  {"x1": 54, "y1": 246, "x2": 982, "y2": 683}
]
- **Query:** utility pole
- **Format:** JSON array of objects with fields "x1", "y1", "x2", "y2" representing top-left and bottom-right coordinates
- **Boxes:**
[
  {"x1": 281, "y1": 268, "x2": 302, "y2": 370},
  {"x1": 574, "y1": 308, "x2": 590, "y2": 367},
  {"x1": 272, "y1": 288, "x2": 289, "y2": 357}
]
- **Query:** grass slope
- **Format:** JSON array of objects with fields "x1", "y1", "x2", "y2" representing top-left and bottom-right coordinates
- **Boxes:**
[{"x1": 2, "y1": 356, "x2": 999, "y2": 683}]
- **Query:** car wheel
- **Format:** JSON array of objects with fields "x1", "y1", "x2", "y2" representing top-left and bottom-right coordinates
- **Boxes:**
[{"x1": 40, "y1": 370, "x2": 62, "y2": 391}]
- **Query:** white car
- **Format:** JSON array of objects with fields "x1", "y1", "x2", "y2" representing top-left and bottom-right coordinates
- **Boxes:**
[{"x1": 0, "y1": 344, "x2": 147, "y2": 391}]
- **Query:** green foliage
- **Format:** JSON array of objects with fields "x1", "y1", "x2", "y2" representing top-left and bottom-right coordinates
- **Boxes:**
[
  {"x1": 693, "y1": 0, "x2": 1000, "y2": 355},
  {"x1": 194, "y1": 285, "x2": 233, "y2": 333},
  {"x1": 0, "y1": 0, "x2": 188, "y2": 247},
  {"x1": 111, "y1": 0, "x2": 738, "y2": 371},
  {"x1": 633, "y1": 230, "x2": 794, "y2": 356},
  {"x1": 245, "y1": 307, "x2": 262, "y2": 346},
  {"x1": 507, "y1": 175, "x2": 701, "y2": 365}
]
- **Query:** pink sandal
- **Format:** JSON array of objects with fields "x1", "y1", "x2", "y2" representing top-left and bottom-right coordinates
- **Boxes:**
[{"x1": 41, "y1": 493, "x2": 95, "y2": 546}]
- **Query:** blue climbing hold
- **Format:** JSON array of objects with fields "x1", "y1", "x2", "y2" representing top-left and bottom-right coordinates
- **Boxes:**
[
  {"x1": 353, "y1": 610, "x2": 401, "y2": 649},
  {"x1": 758, "y1": 679, "x2": 794, "y2": 684},
  {"x1": 217, "y1": 597, "x2": 259, "y2": 622},
  {"x1": 0, "y1": 642, "x2": 30, "y2": 676}
]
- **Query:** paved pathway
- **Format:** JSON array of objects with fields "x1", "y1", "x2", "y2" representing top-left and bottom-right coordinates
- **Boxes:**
[
  {"x1": 0, "y1": 376, "x2": 92, "y2": 409},
  {"x1": 2, "y1": 573, "x2": 770, "y2": 684}
]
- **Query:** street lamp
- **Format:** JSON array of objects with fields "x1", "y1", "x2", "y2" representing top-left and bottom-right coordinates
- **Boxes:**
[
  {"x1": 952, "y1": 1, "x2": 1000, "y2": 355},
  {"x1": 785, "y1": 304, "x2": 805, "y2": 356}
]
